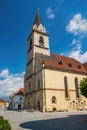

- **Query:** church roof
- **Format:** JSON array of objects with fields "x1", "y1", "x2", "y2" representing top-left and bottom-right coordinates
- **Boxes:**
[
  {"x1": 36, "y1": 53, "x2": 87, "y2": 75},
  {"x1": 33, "y1": 10, "x2": 42, "y2": 26},
  {"x1": 83, "y1": 62, "x2": 87, "y2": 71}
]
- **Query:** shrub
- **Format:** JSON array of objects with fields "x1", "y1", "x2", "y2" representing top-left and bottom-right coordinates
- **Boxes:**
[
  {"x1": 0, "y1": 116, "x2": 11, "y2": 130},
  {"x1": 80, "y1": 78, "x2": 87, "y2": 98}
]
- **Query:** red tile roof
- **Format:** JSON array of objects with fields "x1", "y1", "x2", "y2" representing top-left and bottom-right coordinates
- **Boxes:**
[
  {"x1": 83, "y1": 62, "x2": 87, "y2": 71},
  {"x1": 0, "y1": 98, "x2": 4, "y2": 102},
  {"x1": 36, "y1": 53, "x2": 87, "y2": 74},
  {"x1": 10, "y1": 88, "x2": 24, "y2": 98},
  {"x1": 0, "y1": 98, "x2": 7, "y2": 102}
]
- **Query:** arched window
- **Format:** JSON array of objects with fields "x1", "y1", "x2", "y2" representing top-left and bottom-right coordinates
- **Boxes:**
[
  {"x1": 39, "y1": 36, "x2": 44, "y2": 46},
  {"x1": 52, "y1": 96, "x2": 56, "y2": 103},
  {"x1": 75, "y1": 77, "x2": 80, "y2": 98},
  {"x1": 38, "y1": 78, "x2": 40, "y2": 89},
  {"x1": 64, "y1": 76, "x2": 69, "y2": 98}
]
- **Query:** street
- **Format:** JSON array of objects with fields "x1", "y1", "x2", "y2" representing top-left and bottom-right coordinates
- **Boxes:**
[{"x1": 0, "y1": 109, "x2": 87, "y2": 130}]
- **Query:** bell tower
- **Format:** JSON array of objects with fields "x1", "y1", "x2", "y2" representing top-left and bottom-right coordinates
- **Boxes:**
[
  {"x1": 24, "y1": 10, "x2": 50, "y2": 108},
  {"x1": 27, "y1": 10, "x2": 50, "y2": 62}
]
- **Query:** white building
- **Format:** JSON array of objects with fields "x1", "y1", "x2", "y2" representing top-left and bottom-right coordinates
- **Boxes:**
[{"x1": 9, "y1": 88, "x2": 24, "y2": 110}]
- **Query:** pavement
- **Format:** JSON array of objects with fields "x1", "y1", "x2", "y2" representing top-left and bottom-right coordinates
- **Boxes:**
[{"x1": 0, "y1": 109, "x2": 87, "y2": 130}]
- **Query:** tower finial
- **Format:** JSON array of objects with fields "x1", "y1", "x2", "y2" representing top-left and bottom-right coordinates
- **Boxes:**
[{"x1": 37, "y1": 8, "x2": 39, "y2": 14}]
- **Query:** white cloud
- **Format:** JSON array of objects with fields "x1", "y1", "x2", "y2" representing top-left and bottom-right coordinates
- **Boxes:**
[
  {"x1": 0, "y1": 69, "x2": 24, "y2": 97},
  {"x1": 0, "y1": 69, "x2": 9, "y2": 78},
  {"x1": 71, "y1": 39, "x2": 81, "y2": 45},
  {"x1": 62, "y1": 40, "x2": 87, "y2": 63},
  {"x1": 46, "y1": 8, "x2": 55, "y2": 19},
  {"x1": 66, "y1": 13, "x2": 87, "y2": 35}
]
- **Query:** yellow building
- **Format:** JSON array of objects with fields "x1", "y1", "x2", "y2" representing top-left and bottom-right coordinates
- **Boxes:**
[
  {"x1": 24, "y1": 11, "x2": 87, "y2": 112},
  {"x1": 0, "y1": 98, "x2": 9, "y2": 109}
]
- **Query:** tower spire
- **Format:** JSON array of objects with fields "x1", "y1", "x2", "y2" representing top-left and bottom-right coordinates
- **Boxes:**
[{"x1": 33, "y1": 8, "x2": 42, "y2": 26}]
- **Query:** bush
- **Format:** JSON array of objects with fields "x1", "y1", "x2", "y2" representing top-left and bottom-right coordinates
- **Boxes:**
[
  {"x1": 80, "y1": 78, "x2": 87, "y2": 98},
  {"x1": 0, "y1": 116, "x2": 11, "y2": 130}
]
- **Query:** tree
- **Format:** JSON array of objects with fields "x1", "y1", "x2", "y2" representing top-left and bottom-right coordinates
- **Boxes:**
[{"x1": 79, "y1": 78, "x2": 87, "y2": 98}]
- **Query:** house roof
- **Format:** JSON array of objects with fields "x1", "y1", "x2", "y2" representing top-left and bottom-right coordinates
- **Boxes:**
[
  {"x1": 0, "y1": 98, "x2": 7, "y2": 102},
  {"x1": 0, "y1": 98, "x2": 4, "y2": 102},
  {"x1": 10, "y1": 88, "x2": 24, "y2": 98},
  {"x1": 36, "y1": 53, "x2": 87, "y2": 75}
]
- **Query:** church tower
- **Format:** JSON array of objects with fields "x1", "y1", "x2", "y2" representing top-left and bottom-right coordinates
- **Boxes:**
[{"x1": 24, "y1": 10, "x2": 50, "y2": 110}]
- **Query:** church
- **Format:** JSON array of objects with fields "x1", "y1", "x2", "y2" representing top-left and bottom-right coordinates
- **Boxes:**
[{"x1": 24, "y1": 11, "x2": 87, "y2": 112}]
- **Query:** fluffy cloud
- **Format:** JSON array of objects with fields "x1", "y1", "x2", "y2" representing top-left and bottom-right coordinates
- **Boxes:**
[
  {"x1": 66, "y1": 13, "x2": 87, "y2": 35},
  {"x1": 63, "y1": 40, "x2": 87, "y2": 63},
  {"x1": 0, "y1": 69, "x2": 9, "y2": 78},
  {"x1": 46, "y1": 8, "x2": 55, "y2": 19},
  {"x1": 0, "y1": 69, "x2": 24, "y2": 97}
]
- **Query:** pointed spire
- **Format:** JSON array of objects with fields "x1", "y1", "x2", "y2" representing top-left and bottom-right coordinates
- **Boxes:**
[{"x1": 33, "y1": 8, "x2": 42, "y2": 26}]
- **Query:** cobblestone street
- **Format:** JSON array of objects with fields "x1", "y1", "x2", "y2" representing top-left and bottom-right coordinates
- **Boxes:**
[{"x1": 0, "y1": 109, "x2": 87, "y2": 130}]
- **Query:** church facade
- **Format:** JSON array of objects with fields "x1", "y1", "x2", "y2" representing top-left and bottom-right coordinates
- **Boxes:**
[{"x1": 24, "y1": 11, "x2": 87, "y2": 112}]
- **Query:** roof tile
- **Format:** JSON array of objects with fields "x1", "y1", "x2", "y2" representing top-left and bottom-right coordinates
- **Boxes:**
[{"x1": 36, "y1": 53, "x2": 87, "y2": 74}]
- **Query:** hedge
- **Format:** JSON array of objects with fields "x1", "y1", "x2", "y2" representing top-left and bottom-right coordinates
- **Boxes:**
[{"x1": 0, "y1": 116, "x2": 11, "y2": 130}]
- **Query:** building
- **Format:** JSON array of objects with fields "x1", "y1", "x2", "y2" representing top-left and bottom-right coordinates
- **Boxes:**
[
  {"x1": 9, "y1": 88, "x2": 24, "y2": 110},
  {"x1": 24, "y1": 11, "x2": 87, "y2": 112},
  {"x1": 0, "y1": 98, "x2": 9, "y2": 109}
]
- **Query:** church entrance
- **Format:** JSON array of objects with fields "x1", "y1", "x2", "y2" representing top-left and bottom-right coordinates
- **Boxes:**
[{"x1": 37, "y1": 100, "x2": 40, "y2": 110}]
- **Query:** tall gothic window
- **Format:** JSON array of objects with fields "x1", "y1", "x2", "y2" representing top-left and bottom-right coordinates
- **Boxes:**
[
  {"x1": 39, "y1": 36, "x2": 44, "y2": 46},
  {"x1": 64, "y1": 76, "x2": 69, "y2": 98},
  {"x1": 52, "y1": 96, "x2": 57, "y2": 103},
  {"x1": 75, "y1": 77, "x2": 80, "y2": 98}
]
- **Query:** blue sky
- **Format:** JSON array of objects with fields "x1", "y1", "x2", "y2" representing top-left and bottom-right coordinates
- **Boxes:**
[{"x1": 0, "y1": 0, "x2": 87, "y2": 99}]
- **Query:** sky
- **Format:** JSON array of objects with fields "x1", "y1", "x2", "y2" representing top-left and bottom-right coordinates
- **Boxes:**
[{"x1": 0, "y1": 0, "x2": 87, "y2": 99}]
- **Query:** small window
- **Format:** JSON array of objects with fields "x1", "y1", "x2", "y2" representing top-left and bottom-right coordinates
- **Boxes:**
[
  {"x1": 39, "y1": 36, "x2": 44, "y2": 46},
  {"x1": 20, "y1": 97, "x2": 22, "y2": 101},
  {"x1": 52, "y1": 96, "x2": 56, "y2": 103},
  {"x1": 68, "y1": 63, "x2": 72, "y2": 67},
  {"x1": 77, "y1": 65, "x2": 81, "y2": 69},
  {"x1": 58, "y1": 60, "x2": 62, "y2": 65}
]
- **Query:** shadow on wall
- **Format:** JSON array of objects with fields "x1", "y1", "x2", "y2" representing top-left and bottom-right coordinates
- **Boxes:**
[{"x1": 20, "y1": 114, "x2": 87, "y2": 130}]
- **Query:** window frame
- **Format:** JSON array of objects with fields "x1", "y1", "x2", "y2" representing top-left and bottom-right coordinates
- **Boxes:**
[{"x1": 64, "y1": 76, "x2": 70, "y2": 99}]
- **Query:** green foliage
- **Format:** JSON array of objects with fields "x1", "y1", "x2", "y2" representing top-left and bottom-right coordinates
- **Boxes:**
[
  {"x1": 0, "y1": 116, "x2": 11, "y2": 130},
  {"x1": 80, "y1": 78, "x2": 87, "y2": 98}
]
